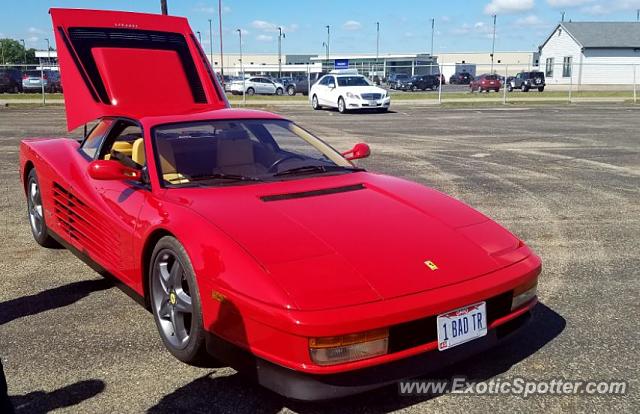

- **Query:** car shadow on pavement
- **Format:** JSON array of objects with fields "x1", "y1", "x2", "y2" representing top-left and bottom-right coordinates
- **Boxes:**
[
  {"x1": 10, "y1": 379, "x2": 105, "y2": 413},
  {"x1": 148, "y1": 302, "x2": 565, "y2": 414},
  {"x1": 0, "y1": 278, "x2": 113, "y2": 325}
]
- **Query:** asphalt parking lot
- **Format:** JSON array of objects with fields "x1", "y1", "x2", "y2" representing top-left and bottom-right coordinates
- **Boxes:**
[{"x1": 0, "y1": 104, "x2": 638, "y2": 413}]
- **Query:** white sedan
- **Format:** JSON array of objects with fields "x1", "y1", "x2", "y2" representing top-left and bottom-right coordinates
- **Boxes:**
[
  {"x1": 310, "y1": 70, "x2": 391, "y2": 113},
  {"x1": 229, "y1": 77, "x2": 285, "y2": 96}
]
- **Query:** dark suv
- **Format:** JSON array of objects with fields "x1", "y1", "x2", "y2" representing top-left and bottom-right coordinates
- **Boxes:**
[
  {"x1": 387, "y1": 73, "x2": 411, "y2": 89},
  {"x1": 507, "y1": 71, "x2": 545, "y2": 92},
  {"x1": 289, "y1": 72, "x2": 326, "y2": 96},
  {"x1": 0, "y1": 68, "x2": 23, "y2": 93},
  {"x1": 449, "y1": 72, "x2": 473, "y2": 85},
  {"x1": 397, "y1": 75, "x2": 439, "y2": 91}
]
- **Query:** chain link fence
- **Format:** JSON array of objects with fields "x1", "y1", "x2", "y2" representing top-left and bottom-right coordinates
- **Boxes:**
[{"x1": 2, "y1": 61, "x2": 638, "y2": 105}]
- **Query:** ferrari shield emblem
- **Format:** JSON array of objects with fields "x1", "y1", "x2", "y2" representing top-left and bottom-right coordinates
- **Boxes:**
[{"x1": 424, "y1": 260, "x2": 438, "y2": 271}]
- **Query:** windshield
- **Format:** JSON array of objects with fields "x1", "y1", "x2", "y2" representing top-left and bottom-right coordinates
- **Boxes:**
[
  {"x1": 337, "y1": 76, "x2": 371, "y2": 87},
  {"x1": 152, "y1": 119, "x2": 356, "y2": 187}
]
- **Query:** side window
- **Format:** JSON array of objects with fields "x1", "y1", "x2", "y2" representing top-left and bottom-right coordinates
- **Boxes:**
[
  {"x1": 100, "y1": 121, "x2": 144, "y2": 165},
  {"x1": 327, "y1": 76, "x2": 335, "y2": 86},
  {"x1": 80, "y1": 119, "x2": 114, "y2": 159}
]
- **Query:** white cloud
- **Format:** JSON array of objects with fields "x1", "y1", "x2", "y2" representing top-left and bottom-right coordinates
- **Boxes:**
[
  {"x1": 547, "y1": 0, "x2": 592, "y2": 6},
  {"x1": 342, "y1": 20, "x2": 362, "y2": 31},
  {"x1": 515, "y1": 14, "x2": 545, "y2": 26},
  {"x1": 580, "y1": 0, "x2": 640, "y2": 15},
  {"x1": 223, "y1": 5, "x2": 231, "y2": 13},
  {"x1": 250, "y1": 20, "x2": 298, "y2": 33},
  {"x1": 27, "y1": 27, "x2": 45, "y2": 35},
  {"x1": 26, "y1": 36, "x2": 39, "y2": 44},
  {"x1": 441, "y1": 16, "x2": 451, "y2": 22},
  {"x1": 484, "y1": 0, "x2": 534, "y2": 14},
  {"x1": 256, "y1": 34, "x2": 273, "y2": 42}
]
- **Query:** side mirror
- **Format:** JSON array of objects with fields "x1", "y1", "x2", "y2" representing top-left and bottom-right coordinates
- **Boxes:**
[
  {"x1": 88, "y1": 160, "x2": 141, "y2": 181},
  {"x1": 328, "y1": 82, "x2": 336, "y2": 89},
  {"x1": 342, "y1": 143, "x2": 371, "y2": 161}
]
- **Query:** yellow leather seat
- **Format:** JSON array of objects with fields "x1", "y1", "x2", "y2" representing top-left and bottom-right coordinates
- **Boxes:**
[
  {"x1": 155, "y1": 138, "x2": 189, "y2": 184},
  {"x1": 132, "y1": 138, "x2": 145, "y2": 166},
  {"x1": 104, "y1": 141, "x2": 133, "y2": 160}
]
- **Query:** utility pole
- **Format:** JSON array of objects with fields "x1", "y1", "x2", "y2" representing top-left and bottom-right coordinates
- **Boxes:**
[
  {"x1": 219, "y1": 0, "x2": 225, "y2": 78},
  {"x1": 20, "y1": 39, "x2": 26, "y2": 67},
  {"x1": 237, "y1": 29, "x2": 245, "y2": 105},
  {"x1": 208, "y1": 19, "x2": 214, "y2": 70},
  {"x1": 490, "y1": 14, "x2": 496, "y2": 74},
  {"x1": 637, "y1": 9, "x2": 639, "y2": 22},
  {"x1": 278, "y1": 27, "x2": 285, "y2": 78},
  {"x1": 160, "y1": 0, "x2": 168, "y2": 15},
  {"x1": 376, "y1": 22, "x2": 380, "y2": 76},
  {"x1": 561, "y1": 11, "x2": 565, "y2": 22},
  {"x1": 196, "y1": 31, "x2": 201, "y2": 43},
  {"x1": 430, "y1": 18, "x2": 435, "y2": 57},
  {"x1": 326, "y1": 25, "x2": 330, "y2": 61},
  {"x1": 45, "y1": 38, "x2": 50, "y2": 69}
]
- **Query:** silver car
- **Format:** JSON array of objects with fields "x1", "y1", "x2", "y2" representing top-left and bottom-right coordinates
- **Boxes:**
[
  {"x1": 22, "y1": 70, "x2": 62, "y2": 93},
  {"x1": 228, "y1": 77, "x2": 285, "y2": 96}
]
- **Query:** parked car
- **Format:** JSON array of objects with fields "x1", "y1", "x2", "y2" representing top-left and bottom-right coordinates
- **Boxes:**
[
  {"x1": 22, "y1": 70, "x2": 62, "y2": 93},
  {"x1": 397, "y1": 75, "x2": 439, "y2": 91},
  {"x1": 469, "y1": 74, "x2": 501, "y2": 93},
  {"x1": 387, "y1": 73, "x2": 411, "y2": 89},
  {"x1": 449, "y1": 72, "x2": 473, "y2": 85},
  {"x1": 0, "y1": 68, "x2": 23, "y2": 93},
  {"x1": 228, "y1": 77, "x2": 285, "y2": 96},
  {"x1": 310, "y1": 69, "x2": 390, "y2": 113},
  {"x1": 507, "y1": 71, "x2": 545, "y2": 92},
  {"x1": 289, "y1": 72, "x2": 326, "y2": 96},
  {"x1": 24, "y1": 8, "x2": 543, "y2": 402}
]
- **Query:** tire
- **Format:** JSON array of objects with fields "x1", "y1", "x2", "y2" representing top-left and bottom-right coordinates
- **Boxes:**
[
  {"x1": 411, "y1": 85, "x2": 418, "y2": 92},
  {"x1": 507, "y1": 84, "x2": 513, "y2": 92},
  {"x1": 150, "y1": 236, "x2": 209, "y2": 365},
  {"x1": 26, "y1": 169, "x2": 58, "y2": 248},
  {"x1": 287, "y1": 86, "x2": 296, "y2": 96},
  {"x1": 538, "y1": 86, "x2": 544, "y2": 92},
  {"x1": 521, "y1": 84, "x2": 529, "y2": 92},
  {"x1": 275, "y1": 87, "x2": 283, "y2": 96},
  {"x1": 311, "y1": 94, "x2": 321, "y2": 110},
  {"x1": 338, "y1": 97, "x2": 347, "y2": 114},
  {"x1": 246, "y1": 87, "x2": 255, "y2": 96}
]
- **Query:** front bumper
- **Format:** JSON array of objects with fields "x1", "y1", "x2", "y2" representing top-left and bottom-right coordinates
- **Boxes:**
[
  {"x1": 345, "y1": 96, "x2": 391, "y2": 109},
  {"x1": 206, "y1": 307, "x2": 533, "y2": 401}
]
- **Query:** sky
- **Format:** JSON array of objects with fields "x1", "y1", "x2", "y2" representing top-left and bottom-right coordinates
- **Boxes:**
[{"x1": 1, "y1": 0, "x2": 640, "y2": 55}]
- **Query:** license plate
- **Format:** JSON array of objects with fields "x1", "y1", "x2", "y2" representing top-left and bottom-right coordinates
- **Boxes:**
[
  {"x1": 368, "y1": 100, "x2": 377, "y2": 105},
  {"x1": 29, "y1": 79, "x2": 39, "y2": 83},
  {"x1": 437, "y1": 302, "x2": 487, "y2": 351}
]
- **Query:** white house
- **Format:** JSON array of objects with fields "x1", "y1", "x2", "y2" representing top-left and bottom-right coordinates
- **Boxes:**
[{"x1": 539, "y1": 22, "x2": 640, "y2": 85}]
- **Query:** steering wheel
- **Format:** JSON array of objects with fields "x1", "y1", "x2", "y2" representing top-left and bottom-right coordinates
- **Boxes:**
[{"x1": 267, "y1": 154, "x2": 306, "y2": 172}]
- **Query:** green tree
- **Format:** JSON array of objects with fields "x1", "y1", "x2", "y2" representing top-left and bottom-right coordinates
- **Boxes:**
[{"x1": 0, "y1": 39, "x2": 38, "y2": 65}]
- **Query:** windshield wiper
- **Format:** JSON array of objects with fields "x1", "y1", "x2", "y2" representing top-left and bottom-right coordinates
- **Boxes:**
[
  {"x1": 273, "y1": 165, "x2": 365, "y2": 177},
  {"x1": 187, "y1": 173, "x2": 262, "y2": 182}
]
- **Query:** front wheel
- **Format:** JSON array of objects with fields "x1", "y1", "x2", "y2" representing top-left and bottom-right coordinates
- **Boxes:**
[
  {"x1": 538, "y1": 86, "x2": 545, "y2": 92},
  {"x1": 150, "y1": 236, "x2": 209, "y2": 365},
  {"x1": 26, "y1": 169, "x2": 58, "y2": 248},
  {"x1": 275, "y1": 87, "x2": 283, "y2": 96},
  {"x1": 521, "y1": 84, "x2": 529, "y2": 92},
  {"x1": 246, "y1": 87, "x2": 255, "y2": 96},
  {"x1": 311, "y1": 94, "x2": 321, "y2": 110},
  {"x1": 507, "y1": 84, "x2": 513, "y2": 92},
  {"x1": 287, "y1": 86, "x2": 296, "y2": 96},
  {"x1": 338, "y1": 97, "x2": 347, "y2": 113}
]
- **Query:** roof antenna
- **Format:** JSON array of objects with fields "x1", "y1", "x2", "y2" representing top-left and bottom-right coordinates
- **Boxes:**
[{"x1": 561, "y1": 11, "x2": 565, "y2": 22}]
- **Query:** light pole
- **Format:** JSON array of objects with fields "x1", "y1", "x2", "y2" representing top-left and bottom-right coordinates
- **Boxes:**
[
  {"x1": 322, "y1": 41, "x2": 329, "y2": 70},
  {"x1": 160, "y1": 0, "x2": 168, "y2": 15},
  {"x1": 561, "y1": 11, "x2": 565, "y2": 22},
  {"x1": 376, "y1": 22, "x2": 379, "y2": 75},
  {"x1": 219, "y1": 0, "x2": 225, "y2": 78},
  {"x1": 278, "y1": 27, "x2": 285, "y2": 78},
  {"x1": 20, "y1": 39, "x2": 26, "y2": 68},
  {"x1": 45, "y1": 38, "x2": 50, "y2": 69},
  {"x1": 490, "y1": 14, "x2": 496, "y2": 74},
  {"x1": 325, "y1": 25, "x2": 330, "y2": 61},
  {"x1": 208, "y1": 19, "x2": 214, "y2": 69},
  {"x1": 237, "y1": 29, "x2": 245, "y2": 105},
  {"x1": 196, "y1": 31, "x2": 201, "y2": 43}
]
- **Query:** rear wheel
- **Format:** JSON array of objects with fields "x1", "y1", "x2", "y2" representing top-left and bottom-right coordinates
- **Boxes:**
[
  {"x1": 26, "y1": 169, "x2": 58, "y2": 247},
  {"x1": 150, "y1": 236, "x2": 209, "y2": 365},
  {"x1": 246, "y1": 87, "x2": 255, "y2": 96},
  {"x1": 507, "y1": 83, "x2": 513, "y2": 92},
  {"x1": 287, "y1": 86, "x2": 296, "y2": 96},
  {"x1": 338, "y1": 97, "x2": 347, "y2": 113}
]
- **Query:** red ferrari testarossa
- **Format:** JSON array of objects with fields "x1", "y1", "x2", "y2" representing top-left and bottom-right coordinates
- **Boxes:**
[{"x1": 19, "y1": 8, "x2": 541, "y2": 400}]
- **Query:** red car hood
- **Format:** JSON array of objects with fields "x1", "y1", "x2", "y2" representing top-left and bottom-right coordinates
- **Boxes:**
[{"x1": 170, "y1": 173, "x2": 525, "y2": 311}]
